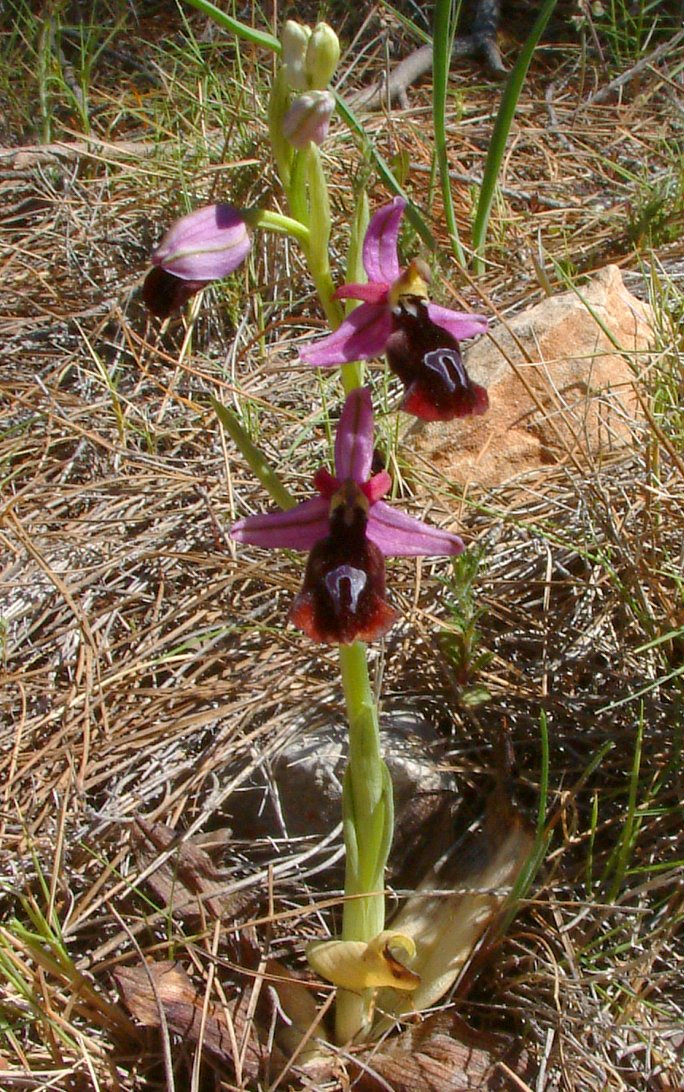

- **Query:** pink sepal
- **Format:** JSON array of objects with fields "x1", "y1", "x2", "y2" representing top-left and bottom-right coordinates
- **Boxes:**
[
  {"x1": 362, "y1": 196, "x2": 406, "y2": 285},
  {"x1": 427, "y1": 302, "x2": 488, "y2": 342},
  {"x1": 366, "y1": 500, "x2": 464, "y2": 557},
  {"x1": 230, "y1": 495, "x2": 329, "y2": 550},
  {"x1": 335, "y1": 387, "x2": 374, "y2": 481},
  {"x1": 299, "y1": 303, "x2": 393, "y2": 365}
]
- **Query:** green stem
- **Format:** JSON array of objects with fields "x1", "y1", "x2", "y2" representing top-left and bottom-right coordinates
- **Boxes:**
[
  {"x1": 301, "y1": 145, "x2": 344, "y2": 331},
  {"x1": 306, "y1": 146, "x2": 329, "y2": 264},
  {"x1": 309, "y1": 263, "x2": 343, "y2": 329},
  {"x1": 336, "y1": 641, "x2": 394, "y2": 1043},
  {"x1": 267, "y1": 68, "x2": 294, "y2": 189},
  {"x1": 339, "y1": 360, "x2": 364, "y2": 395},
  {"x1": 339, "y1": 642, "x2": 385, "y2": 937},
  {"x1": 243, "y1": 207, "x2": 310, "y2": 248},
  {"x1": 337, "y1": 191, "x2": 369, "y2": 395},
  {"x1": 287, "y1": 150, "x2": 310, "y2": 226}
]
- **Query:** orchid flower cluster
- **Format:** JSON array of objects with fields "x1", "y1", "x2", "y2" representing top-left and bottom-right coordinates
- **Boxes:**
[{"x1": 142, "y1": 16, "x2": 492, "y2": 1045}]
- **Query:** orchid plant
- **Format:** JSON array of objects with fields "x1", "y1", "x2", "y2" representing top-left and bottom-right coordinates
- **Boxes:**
[{"x1": 141, "y1": 13, "x2": 525, "y2": 1050}]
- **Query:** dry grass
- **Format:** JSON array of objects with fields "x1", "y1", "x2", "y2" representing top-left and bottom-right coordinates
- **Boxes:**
[{"x1": 1, "y1": 1, "x2": 683, "y2": 1089}]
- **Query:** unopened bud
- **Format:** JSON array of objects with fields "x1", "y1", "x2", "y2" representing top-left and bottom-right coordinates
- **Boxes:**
[
  {"x1": 282, "y1": 90, "x2": 335, "y2": 150},
  {"x1": 305, "y1": 22, "x2": 340, "y2": 90},
  {"x1": 280, "y1": 20, "x2": 311, "y2": 91},
  {"x1": 151, "y1": 204, "x2": 251, "y2": 281}
]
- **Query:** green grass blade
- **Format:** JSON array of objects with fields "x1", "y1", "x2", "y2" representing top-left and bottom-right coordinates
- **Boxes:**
[
  {"x1": 335, "y1": 93, "x2": 436, "y2": 252},
  {"x1": 491, "y1": 709, "x2": 552, "y2": 943},
  {"x1": 183, "y1": 0, "x2": 280, "y2": 53},
  {"x1": 433, "y1": 0, "x2": 466, "y2": 266},
  {"x1": 212, "y1": 398, "x2": 295, "y2": 511},
  {"x1": 472, "y1": 0, "x2": 559, "y2": 273},
  {"x1": 603, "y1": 706, "x2": 645, "y2": 901},
  {"x1": 537, "y1": 708, "x2": 550, "y2": 835}
]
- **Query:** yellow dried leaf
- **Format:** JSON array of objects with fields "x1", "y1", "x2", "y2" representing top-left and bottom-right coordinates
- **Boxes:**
[
  {"x1": 307, "y1": 931, "x2": 420, "y2": 992},
  {"x1": 377, "y1": 812, "x2": 534, "y2": 1021}
]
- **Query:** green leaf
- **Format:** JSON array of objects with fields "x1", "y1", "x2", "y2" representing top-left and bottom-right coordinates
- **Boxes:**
[
  {"x1": 433, "y1": 0, "x2": 466, "y2": 265},
  {"x1": 183, "y1": 0, "x2": 280, "y2": 53},
  {"x1": 472, "y1": 0, "x2": 559, "y2": 272},
  {"x1": 211, "y1": 398, "x2": 295, "y2": 511}
]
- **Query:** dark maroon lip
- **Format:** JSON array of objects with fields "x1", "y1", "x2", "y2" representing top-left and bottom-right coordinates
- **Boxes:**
[
  {"x1": 386, "y1": 296, "x2": 489, "y2": 422},
  {"x1": 142, "y1": 267, "x2": 205, "y2": 319},
  {"x1": 289, "y1": 489, "x2": 398, "y2": 645}
]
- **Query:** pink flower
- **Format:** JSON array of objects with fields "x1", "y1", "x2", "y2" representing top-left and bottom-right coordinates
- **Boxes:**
[
  {"x1": 231, "y1": 387, "x2": 463, "y2": 644},
  {"x1": 299, "y1": 197, "x2": 490, "y2": 421},
  {"x1": 300, "y1": 197, "x2": 487, "y2": 364},
  {"x1": 143, "y1": 204, "x2": 251, "y2": 318}
]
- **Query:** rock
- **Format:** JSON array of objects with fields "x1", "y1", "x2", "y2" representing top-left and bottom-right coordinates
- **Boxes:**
[
  {"x1": 407, "y1": 265, "x2": 653, "y2": 488},
  {"x1": 224, "y1": 712, "x2": 457, "y2": 883}
]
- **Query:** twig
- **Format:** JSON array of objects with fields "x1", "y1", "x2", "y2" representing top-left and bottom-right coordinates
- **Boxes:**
[
  {"x1": 0, "y1": 132, "x2": 259, "y2": 172},
  {"x1": 586, "y1": 28, "x2": 684, "y2": 105},
  {"x1": 411, "y1": 162, "x2": 570, "y2": 210},
  {"x1": 0, "y1": 138, "x2": 158, "y2": 170},
  {"x1": 545, "y1": 79, "x2": 579, "y2": 153},
  {"x1": 347, "y1": 9, "x2": 505, "y2": 111}
]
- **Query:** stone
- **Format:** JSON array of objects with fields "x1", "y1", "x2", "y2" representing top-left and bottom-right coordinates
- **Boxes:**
[
  {"x1": 407, "y1": 265, "x2": 653, "y2": 489},
  {"x1": 224, "y1": 711, "x2": 457, "y2": 883}
]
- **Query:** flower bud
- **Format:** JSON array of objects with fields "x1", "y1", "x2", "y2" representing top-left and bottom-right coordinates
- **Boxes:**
[
  {"x1": 305, "y1": 22, "x2": 340, "y2": 90},
  {"x1": 282, "y1": 90, "x2": 335, "y2": 150},
  {"x1": 280, "y1": 19, "x2": 311, "y2": 91},
  {"x1": 143, "y1": 204, "x2": 251, "y2": 318},
  {"x1": 151, "y1": 204, "x2": 251, "y2": 281}
]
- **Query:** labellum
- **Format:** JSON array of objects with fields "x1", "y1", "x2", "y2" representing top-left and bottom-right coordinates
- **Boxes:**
[
  {"x1": 142, "y1": 267, "x2": 206, "y2": 319},
  {"x1": 307, "y1": 931, "x2": 420, "y2": 992},
  {"x1": 386, "y1": 295, "x2": 489, "y2": 422},
  {"x1": 289, "y1": 480, "x2": 398, "y2": 645}
]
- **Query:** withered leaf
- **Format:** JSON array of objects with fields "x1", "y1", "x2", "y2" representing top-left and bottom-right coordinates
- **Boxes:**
[
  {"x1": 130, "y1": 815, "x2": 253, "y2": 924},
  {"x1": 353, "y1": 1015, "x2": 528, "y2": 1091},
  {"x1": 377, "y1": 798, "x2": 534, "y2": 1021},
  {"x1": 265, "y1": 958, "x2": 324, "y2": 1039},
  {"x1": 115, "y1": 960, "x2": 263, "y2": 1078},
  {"x1": 354, "y1": 1037, "x2": 490, "y2": 1091}
]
